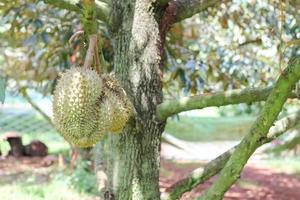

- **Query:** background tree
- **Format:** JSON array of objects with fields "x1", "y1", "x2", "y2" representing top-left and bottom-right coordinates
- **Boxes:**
[{"x1": 0, "y1": 0, "x2": 300, "y2": 200}]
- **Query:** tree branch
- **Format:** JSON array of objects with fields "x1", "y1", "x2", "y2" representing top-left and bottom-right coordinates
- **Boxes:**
[
  {"x1": 197, "y1": 57, "x2": 300, "y2": 200},
  {"x1": 169, "y1": 0, "x2": 222, "y2": 24},
  {"x1": 159, "y1": 0, "x2": 221, "y2": 55},
  {"x1": 20, "y1": 88, "x2": 54, "y2": 127},
  {"x1": 43, "y1": 0, "x2": 110, "y2": 23},
  {"x1": 157, "y1": 87, "x2": 298, "y2": 121},
  {"x1": 43, "y1": 0, "x2": 82, "y2": 13},
  {"x1": 162, "y1": 109, "x2": 300, "y2": 200},
  {"x1": 270, "y1": 130, "x2": 300, "y2": 153}
]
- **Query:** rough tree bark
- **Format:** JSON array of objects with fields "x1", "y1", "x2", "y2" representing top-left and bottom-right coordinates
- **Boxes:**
[{"x1": 107, "y1": 1, "x2": 165, "y2": 199}]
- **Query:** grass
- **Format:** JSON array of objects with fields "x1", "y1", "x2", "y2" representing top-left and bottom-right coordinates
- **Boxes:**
[
  {"x1": 0, "y1": 170, "x2": 98, "y2": 200},
  {"x1": 165, "y1": 116, "x2": 255, "y2": 141}
]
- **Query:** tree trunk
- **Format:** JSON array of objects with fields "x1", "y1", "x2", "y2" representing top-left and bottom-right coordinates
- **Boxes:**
[
  {"x1": 102, "y1": 1, "x2": 165, "y2": 199},
  {"x1": 7, "y1": 137, "x2": 24, "y2": 157}
]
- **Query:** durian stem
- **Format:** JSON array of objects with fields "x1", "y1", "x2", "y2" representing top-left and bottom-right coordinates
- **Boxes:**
[
  {"x1": 83, "y1": 34, "x2": 97, "y2": 69},
  {"x1": 69, "y1": 30, "x2": 84, "y2": 44},
  {"x1": 94, "y1": 41, "x2": 102, "y2": 74}
]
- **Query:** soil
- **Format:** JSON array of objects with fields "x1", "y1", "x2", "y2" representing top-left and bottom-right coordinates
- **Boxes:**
[
  {"x1": 160, "y1": 160, "x2": 300, "y2": 200},
  {"x1": 0, "y1": 156, "x2": 299, "y2": 200}
]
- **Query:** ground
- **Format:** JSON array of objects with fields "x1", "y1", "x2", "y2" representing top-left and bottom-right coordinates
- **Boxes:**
[
  {"x1": 0, "y1": 156, "x2": 98, "y2": 200},
  {"x1": 0, "y1": 156, "x2": 299, "y2": 200},
  {"x1": 160, "y1": 160, "x2": 300, "y2": 200},
  {"x1": 0, "y1": 112, "x2": 299, "y2": 199}
]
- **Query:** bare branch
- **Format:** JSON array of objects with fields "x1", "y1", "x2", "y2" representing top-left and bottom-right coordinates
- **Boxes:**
[
  {"x1": 156, "y1": 87, "x2": 298, "y2": 121},
  {"x1": 162, "y1": 109, "x2": 300, "y2": 200},
  {"x1": 198, "y1": 58, "x2": 300, "y2": 200}
]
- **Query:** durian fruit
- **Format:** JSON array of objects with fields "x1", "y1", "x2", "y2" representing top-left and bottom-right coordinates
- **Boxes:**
[
  {"x1": 53, "y1": 67, "x2": 109, "y2": 147},
  {"x1": 101, "y1": 74, "x2": 134, "y2": 133}
]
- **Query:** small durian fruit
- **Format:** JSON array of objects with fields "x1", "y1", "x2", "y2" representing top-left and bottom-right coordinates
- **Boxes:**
[
  {"x1": 53, "y1": 67, "x2": 108, "y2": 147},
  {"x1": 102, "y1": 74, "x2": 134, "y2": 133}
]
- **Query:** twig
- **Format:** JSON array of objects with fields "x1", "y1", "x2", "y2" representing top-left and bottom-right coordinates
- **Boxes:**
[{"x1": 20, "y1": 88, "x2": 54, "y2": 127}]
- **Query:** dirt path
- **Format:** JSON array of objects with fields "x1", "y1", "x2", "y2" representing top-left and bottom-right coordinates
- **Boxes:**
[{"x1": 160, "y1": 161, "x2": 300, "y2": 200}]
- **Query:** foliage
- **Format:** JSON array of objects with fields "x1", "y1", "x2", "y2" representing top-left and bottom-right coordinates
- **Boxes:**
[
  {"x1": 0, "y1": 0, "x2": 80, "y2": 95},
  {"x1": 68, "y1": 160, "x2": 98, "y2": 194},
  {"x1": 164, "y1": 0, "x2": 300, "y2": 96},
  {"x1": 0, "y1": 166, "x2": 98, "y2": 200},
  {"x1": 1, "y1": 1, "x2": 299, "y2": 101}
]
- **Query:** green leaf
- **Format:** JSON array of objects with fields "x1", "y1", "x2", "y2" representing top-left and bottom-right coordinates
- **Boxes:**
[{"x1": 0, "y1": 76, "x2": 6, "y2": 104}]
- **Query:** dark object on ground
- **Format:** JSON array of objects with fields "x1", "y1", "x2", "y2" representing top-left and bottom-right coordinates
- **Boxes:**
[
  {"x1": 1, "y1": 132, "x2": 48, "y2": 157},
  {"x1": 24, "y1": 140, "x2": 48, "y2": 157},
  {"x1": 1, "y1": 132, "x2": 24, "y2": 157}
]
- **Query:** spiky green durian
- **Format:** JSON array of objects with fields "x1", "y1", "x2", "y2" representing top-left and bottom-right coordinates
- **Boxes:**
[
  {"x1": 53, "y1": 67, "x2": 108, "y2": 147},
  {"x1": 102, "y1": 74, "x2": 134, "y2": 133}
]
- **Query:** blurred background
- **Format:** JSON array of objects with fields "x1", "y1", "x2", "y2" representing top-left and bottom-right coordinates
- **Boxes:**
[{"x1": 0, "y1": 0, "x2": 300, "y2": 200}]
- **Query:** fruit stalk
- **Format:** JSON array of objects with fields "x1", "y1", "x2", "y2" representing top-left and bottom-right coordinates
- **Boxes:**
[{"x1": 83, "y1": 34, "x2": 97, "y2": 70}]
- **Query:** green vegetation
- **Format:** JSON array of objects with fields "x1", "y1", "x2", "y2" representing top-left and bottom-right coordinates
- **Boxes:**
[
  {"x1": 0, "y1": 167, "x2": 98, "y2": 200},
  {"x1": 165, "y1": 116, "x2": 254, "y2": 141}
]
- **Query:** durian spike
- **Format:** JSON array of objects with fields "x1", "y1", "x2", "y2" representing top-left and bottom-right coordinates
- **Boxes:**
[
  {"x1": 101, "y1": 74, "x2": 134, "y2": 133},
  {"x1": 53, "y1": 67, "x2": 108, "y2": 147}
]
